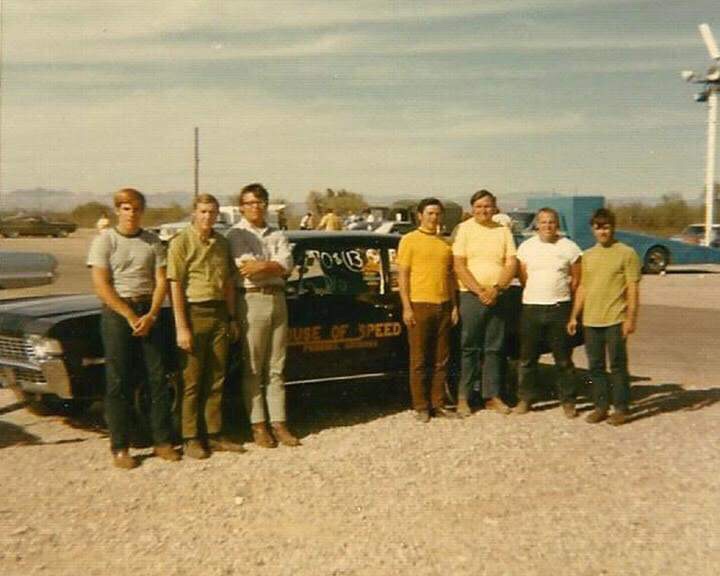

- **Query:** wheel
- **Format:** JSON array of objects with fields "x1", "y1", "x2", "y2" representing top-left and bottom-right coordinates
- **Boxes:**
[
  {"x1": 55, "y1": 229, "x2": 69, "y2": 238},
  {"x1": 7, "y1": 231, "x2": 20, "y2": 239},
  {"x1": 643, "y1": 246, "x2": 669, "y2": 274}
]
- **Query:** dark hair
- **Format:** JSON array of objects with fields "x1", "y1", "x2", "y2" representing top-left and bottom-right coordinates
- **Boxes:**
[
  {"x1": 469, "y1": 189, "x2": 496, "y2": 206},
  {"x1": 193, "y1": 193, "x2": 219, "y2": 209},
  {"x1": 113, "y1": 188, "x2": 145, "y2": 210},
  {"x1": 240, "y1": 183, "x2": 269, "y2": 204},
  {"x1": 590, "y1": 208, "x2": 615, "y2": 228},
  {"x1": 536, "y1": 207, "x2": 560, "y2": 223},
  {"x1": 417, "y1": 197, "x2": 444, "y2": 214}
]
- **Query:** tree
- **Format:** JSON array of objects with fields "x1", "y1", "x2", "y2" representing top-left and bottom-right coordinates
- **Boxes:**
[{"x1": 306, "y1": 188, "x2": 367, "y2": 216}]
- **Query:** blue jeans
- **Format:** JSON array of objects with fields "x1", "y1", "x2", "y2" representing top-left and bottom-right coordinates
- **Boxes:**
[
  {"x1": 583, "y1": 324, "x2": 630, "y2": 411},
  {"x1": 101, "y1": 303, "x2": 172, "y2": 452},
  {"x1": 518, "y1": 303, "x2": 576, "y2": 404},
  {"x1": 458, "y1": 291, "x2": 506, "y2": 401}
]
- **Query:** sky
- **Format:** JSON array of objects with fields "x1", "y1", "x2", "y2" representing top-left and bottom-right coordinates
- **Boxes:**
[{"x1": 1, "y1": 0, "x2": 719, "y2": 205}]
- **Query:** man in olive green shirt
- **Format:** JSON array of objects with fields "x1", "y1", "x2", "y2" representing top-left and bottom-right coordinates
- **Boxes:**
[
  {"x1": 167, "y1": 193, "x2": 244, "y2": 458},
  {"x1": 568, "y1": 208, "x2": 641, "y2": 426}
]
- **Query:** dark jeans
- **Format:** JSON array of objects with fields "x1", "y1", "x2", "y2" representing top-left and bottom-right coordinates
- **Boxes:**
[
  {"x1": 458, "y1": 291, "x2": 506, "y2": 401},
  {"x1": 583, "y1": 324, "x2": 630, "y2": 411},
  {"x1": 407, "y1": 301, "x2": 451, "y2": 411},
  {"x1": 518, "y1": 302, "x2": 576, "y2": 404},
  {"x1": 101, "y1": 303, "x2": 172, "y2": 452}
]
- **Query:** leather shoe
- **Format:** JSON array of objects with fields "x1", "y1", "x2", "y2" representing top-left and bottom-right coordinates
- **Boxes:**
[
  {"x1": 585, "y1": 408, "x2": 608, "y2": 424},
  {"x1": 184, "y1": 438, "x2": 210, "y2": 459},
  {"x1": 252, "y1": 423, "x2": 278, "y2": 449},
  {"x1": 456, "y1": 399, "x2": 472, "y2": 418},
  {"x1": 154, "y1": 443, "x2": 181, "y2": 462},
  {"x1": 561, "y1": 403, "x2": 578, "y2": 419},
  {"x1": 608, "y1": 409, "x2": 628, "y2": 426},
  {"x1": 485, "y1": 397, "x2": 511, "y2": 415},
  {"x1": 415, "y1": 410, "x2": 431, "y2": 423},
  {"x1": 112, "y1": 449, "x2": 138, "y2": 470},
  {"x1": 208, "y1": 435, "x2": 246, "y2": 453},
  {"x1": 433, "y1": 407, "x2": 460, "y2": 419},
  {"x1": 513, "y1": 400, "x2": 531, "y2": 415},
  {"x1": 271, "y1": 422, "x2": 301, "y2": 447}
]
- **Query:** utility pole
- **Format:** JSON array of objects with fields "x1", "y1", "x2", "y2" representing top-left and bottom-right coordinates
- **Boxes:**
[{"x1": 194, "y1": 127, "x2": 199, "y2": 198}]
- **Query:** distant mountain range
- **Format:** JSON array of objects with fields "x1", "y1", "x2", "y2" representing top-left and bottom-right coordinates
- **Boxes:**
[{"x1": 0, "y1": 187, "x2": 709, "y2": 215}]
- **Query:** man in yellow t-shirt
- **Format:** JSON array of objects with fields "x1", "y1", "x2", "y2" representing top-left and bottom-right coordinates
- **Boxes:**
[
  {"x1": 567, "y1": 208, "x2": 641, "y2": 426},
  {"x1": 452, "y1": 190, "x2": 517, "y2": 416},
  {"x1": 398, "y1": 198, "x2": 459, "y2": 422},
  {"x1": 317, "y1": 208, "x2": 342, "y2": 231}
]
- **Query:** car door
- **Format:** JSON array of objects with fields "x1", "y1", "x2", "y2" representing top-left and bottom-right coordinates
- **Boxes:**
[{"x1": 285, "y1": 238, "x2": 405, "y2": 384}]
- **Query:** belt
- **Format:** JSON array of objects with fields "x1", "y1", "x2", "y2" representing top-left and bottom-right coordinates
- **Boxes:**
[
  {"x1": 240, "y1": 286, "x2": 284, "y2": 295},
  {"x1": 122, "y1": 295, "x2": 152, "y2": 304}
]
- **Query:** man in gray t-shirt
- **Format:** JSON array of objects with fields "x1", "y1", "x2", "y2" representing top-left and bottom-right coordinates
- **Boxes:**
[{"x1": 87, "y1": 188, "x2": 179, "y2": 469}]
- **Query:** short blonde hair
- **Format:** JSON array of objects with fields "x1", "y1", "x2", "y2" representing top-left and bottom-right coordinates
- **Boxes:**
[
  {"x1": 193, "y1": 193, "x2": 220, "y2": 209},
  {"x1": 113, "y1": 188, "x2": 146, "y2": 210}
]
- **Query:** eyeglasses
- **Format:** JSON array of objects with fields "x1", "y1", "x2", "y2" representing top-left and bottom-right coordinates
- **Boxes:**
[{"x1": 242, "y1": 201, "x2": 266, "y2": 207}]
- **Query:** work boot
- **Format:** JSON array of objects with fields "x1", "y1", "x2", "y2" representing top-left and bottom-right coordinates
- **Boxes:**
[
  {"x1": 183, "y1": 438, "x2": 210, "y2": 459},
  {"x1": 456, "y1": 398, "x2": 472, "y2": 418},
  {"x1": 112, "y1": 449, "x2": 138, "y2": 470},
  {"x1": 252, "y1": 423, "x2": 278, "y2": 449},
  {"x1": 415, "y1": 410, "x2": 431, "y2": 423},
  {"x1": 433, "y1": 407, "x2": 460, "y2": 419},
  {"x1": 561, "y1": 403, "x2": 578, "y2": 419},
  {"x1": 154, "y1": 443, "x2": 181, "y2": 462},
  {"x1": 513, "y1": 400, "x2": 531, "y2": 415},
  {"x1": 485, "y1": 397, "x2": 511, "y2": 415},
  {"x1": 608, "y1": 409, "x2": 628, "y2": 426},
  {"x1": 207, "y1": 435, "x2": 247, "y2": 453},
  {"x1": 271, "y1": 422, "x2": 301, "y2": 447},
  {"x1": 585, "y1": 408, "x2": 608, "y2": 424}
]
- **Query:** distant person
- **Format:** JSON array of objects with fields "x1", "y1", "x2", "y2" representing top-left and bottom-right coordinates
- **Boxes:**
[
  {"x1": 317, "y1": 208, "x2": 342, "y2": 231},
  {"x1": 452, "y1": 190, "x2": 517, "y2": 417},
  {"x1": 299, "y1": 212, "x2": 315, "y2": 230},
  {"x1": 567, "y1": 208, "x2": 641, "y2": 426},
  {"x1": 87, "y1": 188, "x2": 178, "y2": 469},
  {"x1": 397, "y1": 198, "x2": 459, "y2": 422},
  {"x1": 514, "y1": 208, "x2": 581, "y2": 418},
  {"x1": 228, "y1": 183, "x2": 300, "y2": 448},
  {"x1": 95, "y1": 211, "x2": 110, "y2": 231},
  {"x1": 167, "y1": 193, "x2": 245, "y2": 458}
]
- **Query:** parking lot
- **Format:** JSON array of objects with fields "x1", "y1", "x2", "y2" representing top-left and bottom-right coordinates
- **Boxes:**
[{"x1": 1, "y1": 230, "x2": 719, "y2": 575}]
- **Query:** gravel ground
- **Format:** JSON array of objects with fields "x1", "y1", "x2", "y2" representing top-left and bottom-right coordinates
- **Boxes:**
[{"x1": 1, "y1": 234, "x2": 719, "y2": 575}]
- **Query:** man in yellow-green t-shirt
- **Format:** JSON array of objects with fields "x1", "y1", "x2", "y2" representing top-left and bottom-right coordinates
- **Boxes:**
[
  {"x1": 568, "y1": 208, "x2": 641, "y2": 426},
  {"x1": 398, "y1": 198, "x2": 459, "y2": 422}
]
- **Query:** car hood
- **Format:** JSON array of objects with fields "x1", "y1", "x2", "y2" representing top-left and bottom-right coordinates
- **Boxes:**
[{"x1": 0, "y1": 294, "x2": 100, "y2": 335}]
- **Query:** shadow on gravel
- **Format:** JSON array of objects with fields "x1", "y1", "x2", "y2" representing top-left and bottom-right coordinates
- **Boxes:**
[
  {"x1": 524, "y1": 365, "x2": 720, "y2": 423},
  {"x1": 0, "y1": 420, "x2": 41, "y2": 448}
]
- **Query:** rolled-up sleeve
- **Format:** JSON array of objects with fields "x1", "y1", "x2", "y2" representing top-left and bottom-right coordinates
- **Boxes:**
[{"x1": 271, "y1": 232, "x2": 293, "y2": 272}]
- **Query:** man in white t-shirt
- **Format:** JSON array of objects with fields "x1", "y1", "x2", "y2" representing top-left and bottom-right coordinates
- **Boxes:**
[{"x1": 514, "y1": 207, "x2": 582, "y2": 418}]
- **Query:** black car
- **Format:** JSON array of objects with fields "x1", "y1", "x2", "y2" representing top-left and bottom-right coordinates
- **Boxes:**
[
  {"x1": 0, "y1": 215, "x2": 77, "y2": 238},
  {"x1": 0, "y1": 251, "x2": 58, "y2": 289},
  {"x1": 0, "y1": 231, "x2": 536, "y2": 411}
]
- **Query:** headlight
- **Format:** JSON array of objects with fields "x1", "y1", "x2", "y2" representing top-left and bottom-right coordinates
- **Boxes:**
[{"x1": 28, "y1": 336, "x2": 64, "y2": 359}]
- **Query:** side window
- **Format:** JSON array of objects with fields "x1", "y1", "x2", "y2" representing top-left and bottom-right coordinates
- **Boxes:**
[{"x1": 294, "y1": 247, "x2": 385, "y2": 296}]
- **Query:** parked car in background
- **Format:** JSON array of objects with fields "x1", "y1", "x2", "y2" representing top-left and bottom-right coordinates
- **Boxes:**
[
  {"x1": 670, "y1": 223, "x2": 720, "y2": 247},
  {"x1": 0, "y1": 251, "x2": 58, "y2": 289},
  {"x1": 0, "y1": 215, "x2": 77, "y2": 238},
  {"x1": 373, "y1": 220, "x2": 416, "y2": 235}
]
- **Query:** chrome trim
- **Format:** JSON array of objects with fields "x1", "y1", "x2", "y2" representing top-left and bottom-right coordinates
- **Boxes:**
[
  {"x1": 81, "y1": 357, "x2": 106, "y2": 367},
  {"x1": 285, "y1": 372, "x2": 396, "y2": 386},
  {"x1": 0, "y1": 357, "x2": 42, "y2": 370}
]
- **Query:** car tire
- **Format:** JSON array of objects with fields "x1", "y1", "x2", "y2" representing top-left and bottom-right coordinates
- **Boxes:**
[
  {"x1": 7, "y1": 231, "x2": 20, "y2": 239},
  {"x1": 55, "y1": 230, "x2": 69, "y2": 238},
  {"x1": 643, "y1": 246, "x2": 669, "y2": 274}
]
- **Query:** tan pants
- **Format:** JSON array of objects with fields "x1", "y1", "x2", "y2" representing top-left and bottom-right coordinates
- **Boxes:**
[
  {"x1": 237, "y1": 291, "x2": 287, "y2": 423},
  {"x1": 180, "y1": 302, "x2": 228, "y2": 439}
]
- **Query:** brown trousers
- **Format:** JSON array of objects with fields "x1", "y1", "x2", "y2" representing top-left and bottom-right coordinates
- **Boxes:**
[{"x1": 407, "y1": 301, "x2": 452, "y2": 411}]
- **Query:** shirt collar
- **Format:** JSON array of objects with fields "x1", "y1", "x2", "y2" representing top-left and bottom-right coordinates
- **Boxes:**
[{"x1": 237, "y1": 217, "x2": 274, "y2": 236}]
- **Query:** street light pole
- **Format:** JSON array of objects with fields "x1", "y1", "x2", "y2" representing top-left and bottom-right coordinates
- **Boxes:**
[{"x1": 704, "y1": 90, "x2": 717, "y2": 246}]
